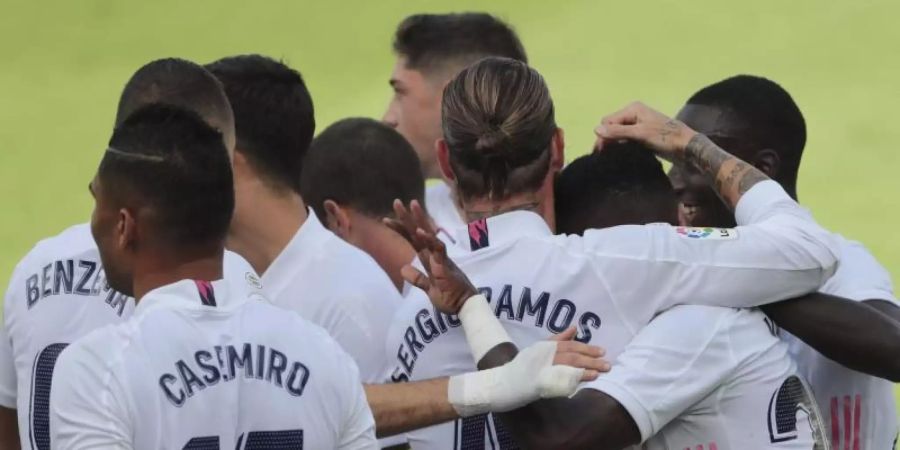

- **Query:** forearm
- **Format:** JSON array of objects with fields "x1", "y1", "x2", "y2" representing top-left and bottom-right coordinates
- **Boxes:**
[
  {"x1": 681, "y1": 133, "x2": 769, "y2": 210},
  {"x1": 363, "y1": 379, "x2": 458, "y2": 437},
  {"x1": 762, "y1": 293, "x2": 900, "y2": 381},
  {"x1": 0, "y1": 406, "x2": 19, "y2": 450}
]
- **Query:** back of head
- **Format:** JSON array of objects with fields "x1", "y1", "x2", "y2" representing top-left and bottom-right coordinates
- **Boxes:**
[
  {"x1": 115, "y1": 58, "x2": 234, "y2": 151},
  {"x1": 394, "y1": 12, "x2": 527, "y2": 77},
  {"x1": 555, "y1": 142, "x2": 678, "y2": 235},
  {"x1": 205, "y1": 54, "x2": 315, "y2": 193},
  {"x1": 101, "y1": 104, "x2": 234, "y2": 247},
  {"x1": 685, "y1": 75, "x2": 806, "y2": 183},
  {"x1": 442, "y1": 57, "x2": 555, "y2": 201},
  {"x1": 301, "y1": 118, "x2": 424, "y2": 220}
]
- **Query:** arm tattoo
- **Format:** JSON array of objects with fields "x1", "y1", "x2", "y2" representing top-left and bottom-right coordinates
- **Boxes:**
[{"x1": 683, "y1": 134, "x2": 770, "y2": 210}]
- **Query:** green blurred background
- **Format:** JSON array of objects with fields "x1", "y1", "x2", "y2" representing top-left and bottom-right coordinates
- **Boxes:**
[{"x1": 1, "y1": 0, "x2": 898, "y2": 419}]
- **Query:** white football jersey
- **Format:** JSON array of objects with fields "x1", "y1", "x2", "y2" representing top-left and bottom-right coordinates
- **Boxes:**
[
  {"x1": 385, "y1": 181, "x2": 839, "y2": 450},
  {"x1": 425, "y1": 183, "x2": 465, "y2": 235},
  {"x1": 262, "y1": 210, "x2": 402, "y2": 383},
  {"x1": 49, "y1": 277, "x2": 377, "y2": 450},
  {"x1": 581, "y1": 305, "x2": 822, "y2": 449},
  {"x1": 783, "y1": 235, "x2": 899, "y2": 450},
  {"x1": 0, "y1": 222, "x2": 260, "y2": 450}
]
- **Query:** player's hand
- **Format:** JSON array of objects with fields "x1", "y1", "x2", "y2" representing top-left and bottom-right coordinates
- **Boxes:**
[
  {"x1": 550, "y1": 326, "x2": 610, "y2": 381},
  {"x1": 385, "y1": 199, "x2": 478, "y2": 313},
  {"x1": 594, "y1": 101, "x2": 698, "y2": 161}
]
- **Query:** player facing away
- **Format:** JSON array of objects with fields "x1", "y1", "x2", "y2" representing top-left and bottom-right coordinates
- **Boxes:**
[
  {"x1": 0, "y1": 58, "x2": 259, "y2": 450},
  {"x1": 204, "y1": 56, "x2": 602, "y2": 446},
  {"x1": 383, "y1": 13, "x2": 527, "y2": 233},
  {"x1": 382, "y1": 57, "x2": 840, "y2": 449},
  {"x1": 669, "y1": 75, "x2": 900, "y2": 449},
  {"x1": 49, "y1": 104, "x2": 378, "y2": 449}
]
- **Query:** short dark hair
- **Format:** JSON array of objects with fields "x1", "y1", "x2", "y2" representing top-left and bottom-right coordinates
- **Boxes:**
[
  {"x1": 442, "y1": 57, "x2": 555, "y2": 201},
  {"x1": 393, "y1": 13, "x2": 527, "y2": 76},
  {"x1": 686, "y1": 75, "x2": 806, "y2": 183},
  {"x1": 205, "y1": 54, "x2": 315, "y2": 193},
  {"x1": 555, "y1": 142, "x2": 678, "y2": 235},
  {"x1": 101, "y1": 104, "x2": 234, "y2": 247},
  {"x1": 115, "y1": 58, "x2": 233, "y2": 136},
  {"x1": 300, "y1": 118, "x2": 424, "y2": 221}
]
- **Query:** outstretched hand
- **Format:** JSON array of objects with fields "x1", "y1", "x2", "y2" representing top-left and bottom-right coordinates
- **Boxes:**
[
  {"x1": 594, "y1": 101, "x2": 698, "y2": 161},
  {"x1": 384, "y1": 199, "x2": 478, "y2": 314}
]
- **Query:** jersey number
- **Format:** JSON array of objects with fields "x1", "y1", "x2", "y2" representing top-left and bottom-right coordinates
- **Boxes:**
[
  {"x1": 455, "y1": 413, "x2": 519, "y2": 450},
  {"x1": 29, "y1": 343, "x2": 69, "y2": 450},
  {"x1": 183, "y1": 429, "x2": 303, "y2": 449}
]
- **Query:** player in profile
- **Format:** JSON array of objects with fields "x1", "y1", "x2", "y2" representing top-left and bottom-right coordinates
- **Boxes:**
[
  {"x1": 383, "y1": 13, "x2": 527, "y2": 232},
  {"x1": 382, "y1": 57, "x2": 840, "y2": 449},
  {"x1": 205, "y1": 57, "x2": 602, "y2": 445},
  {"x1": 0, "y1": 58, "x2": 257, "y2": 450},
  {"x1": 669, "y1": 75, "x2": 900, "y2": 449},
  {"x1": 49, "y1": 104, "x2": 376, "y2": 448}
]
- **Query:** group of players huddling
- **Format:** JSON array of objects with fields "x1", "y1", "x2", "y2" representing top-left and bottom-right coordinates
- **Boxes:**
[{"x1": 1, "y1": 11, "x2": 898, "y2": 450}]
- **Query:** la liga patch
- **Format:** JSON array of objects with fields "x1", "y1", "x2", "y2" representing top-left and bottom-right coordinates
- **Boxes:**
[{"x1": 675, "y1": 226, "x2": 739, "y2": 240}]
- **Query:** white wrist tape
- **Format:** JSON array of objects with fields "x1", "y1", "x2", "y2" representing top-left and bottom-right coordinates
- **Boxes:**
[
  {"x1": 447, "y1": 341, "x2": 585, "y2": 417},
  {"x1": 458, "y1": 294, "x2": 511, "y2": 362}
]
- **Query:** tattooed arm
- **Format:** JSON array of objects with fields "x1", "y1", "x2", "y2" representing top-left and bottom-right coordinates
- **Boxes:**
[{"x1": 682, "y1": 133, "x2": 769, "y2": 210}]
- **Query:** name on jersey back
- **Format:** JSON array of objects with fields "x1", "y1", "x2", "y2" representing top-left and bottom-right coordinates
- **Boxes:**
[{"x1": 23, "y1": 258, "x2": 128, "y2": 316}]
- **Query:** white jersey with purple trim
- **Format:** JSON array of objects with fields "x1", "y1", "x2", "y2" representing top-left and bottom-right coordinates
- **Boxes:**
[
  {"x1": 385, "y1": 181, "x2": 839, "y2": 450},
  {"x1": 579, "y1": 305, "x2": 822, "y2": 450},
  {"x1": 49, "y1": 278, "x2": 377, "y2": 450},
  {"x1": 0, "y1": 222, "x2": 260, "y2": 450},
  {"x1": 425, "y1": 182, "x2": 466, "y2": 236},
  {"x1": 783, "y1": 235, "x2": 899, "y2": 450},
  {"x1": 262, "y1": 210, "x2": 402, "y2": 384}
]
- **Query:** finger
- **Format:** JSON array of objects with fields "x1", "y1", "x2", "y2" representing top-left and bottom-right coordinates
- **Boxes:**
[
  {"x1": 400, "y1": 265, "x2": 432, "y2": 292},
  {"x1": 595, "y1": 123, "x2": 643, "y2": 142},
  {"x1": 393, "y1": 199, "x2": 423, "y2": 249},
  {"x1": 383, "y1": 217, "x2": 415, "y2": 244},
  {"x1": 599, "y1": 105, "x2": 640, "y2": 128},
  {"x1": 580, "y1": 369, "x2": 600, "y2": 382},
  {"x1": 554, "y1": 352, "x2": 610, "y2": 372},
  {"x1": 550, "y1": 326, "x2": 578, "y2": 342},
  {"x1": 555, "y1": 340, "x2": 605, "y2": 358},
  {"x1": 417, "y1": 228, "x2": 448, "y2": 264},
  {"x1": 410, "y1": 200, "x2": 437, "y2": 236}
]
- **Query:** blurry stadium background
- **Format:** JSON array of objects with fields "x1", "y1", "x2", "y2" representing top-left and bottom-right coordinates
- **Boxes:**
[{"x1": 1, "y1": 0, "x2": 898, "y2": 415}]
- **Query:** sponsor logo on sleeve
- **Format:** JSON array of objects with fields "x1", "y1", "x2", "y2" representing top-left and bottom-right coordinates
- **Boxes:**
[{"x1": 675, "y1": 226, "x2": 738, "y2": 240}]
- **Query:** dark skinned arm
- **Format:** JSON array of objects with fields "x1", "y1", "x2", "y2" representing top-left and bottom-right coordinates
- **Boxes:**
[
  {"x1": 479, "y1": 344, "x2": 639, "y2": 450},
  {"x1": 0, "y1": 406, "x2": 19, "y2": 450},
  {"x1": 761, "y1": 293, "x2": 900, "y2": 381}
]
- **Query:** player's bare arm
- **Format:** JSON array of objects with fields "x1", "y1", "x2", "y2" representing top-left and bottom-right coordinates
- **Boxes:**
[
  {"x1": 0, "y1": 406, "x2": 19, "y2": 450},
  {"x1": 389, "y1": 200, "x2": 636, "y2": 449},
  {"x1": 596, "y1": 101, "x2": 769, "y2": 210},
  {"x1": 762, "y1": 293, "x2": 900, "y2": 382}
]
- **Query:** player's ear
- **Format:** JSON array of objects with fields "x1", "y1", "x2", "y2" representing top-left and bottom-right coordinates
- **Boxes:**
[
  {"x1": 752, "y1": 149, "x2": 780, "y2": 179},
  {"x1": 550, "y1": 128, "x2": 566, "y2": 173},
  {"x1": 117, "y1": 208, "x2": 137, "y2": 251},
  {"x1": 323, "y1": 200, "x2": 351, "y2": 238},
  {"x1": 436, "y1": 138, "x2": 455, "y2": 182}
]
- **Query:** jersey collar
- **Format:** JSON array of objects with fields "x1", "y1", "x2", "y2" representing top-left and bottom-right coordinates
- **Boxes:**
[
  {"x1": 261, "y1": 208, "x2": 331, "y2": 294},
  {"x1": 134, "y1": 278, "x2": 232, "y2": 317},
  {"x1": 452, "y1": 210, "x2": 552, "y2": 252}
]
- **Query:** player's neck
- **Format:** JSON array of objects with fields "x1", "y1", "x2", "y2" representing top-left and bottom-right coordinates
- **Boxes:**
[
  {"x1": 228, "y1": 179, "x2": 308, "y2": 275},
  {"x1": 361, "y1": 224, "x2": 417, "y2": 292},
  {"x1": 131, "y1": 247, "x2": 225, "y2": 302}
]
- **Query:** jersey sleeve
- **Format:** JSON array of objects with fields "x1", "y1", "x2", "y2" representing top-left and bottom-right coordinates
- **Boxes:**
[
  {"x1": 334, "y1": 345, "x2": 378, "y2": 450},
  {"x1": 50, "y1": 338, "x2": 132, "y2": 449},
  {"x1": 584, "y1": 181, "x2": 839, "y2": 320},
  {"x1": 821, "y1": 240, "x2": 896, "y2": 302},
  {"x1": 576, "y1": 306, "x2": 739, "y2": 442},
  {"x1": 0, "y1": 323, "x2": 16, "y2": 409}
]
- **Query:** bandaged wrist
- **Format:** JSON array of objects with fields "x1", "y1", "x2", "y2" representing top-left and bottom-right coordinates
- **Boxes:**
[
  {"x1": 458, "y1": 294, "x2": 512, "y2": 362},
  {"x1": 447, "y1": 367, "x2": 499, "y2": 417}
]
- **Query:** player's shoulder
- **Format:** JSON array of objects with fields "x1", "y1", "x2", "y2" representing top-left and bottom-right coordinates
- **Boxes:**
[
  {"x1": 57, "y1": 321, "x2": 131, "y2": 377},
  {"x1": 243, "y1": 300, "x2": 344, "y2": 349},
  {"x1": 820, "y1": 233, "x2": 895, "y2": 301},
  {"x1": 20, "y1": 223, "x2": 96, "y2": 264}
]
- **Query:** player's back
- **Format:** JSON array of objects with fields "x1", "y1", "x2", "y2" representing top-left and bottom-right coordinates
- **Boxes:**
[{"x1": 50, "y1": 279, "x2": 376, "y2": 450}]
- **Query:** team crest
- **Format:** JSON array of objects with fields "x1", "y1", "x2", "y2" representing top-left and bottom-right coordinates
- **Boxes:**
[{"x1": 675, "y1": 226, "x2": 738, "y2": 240}]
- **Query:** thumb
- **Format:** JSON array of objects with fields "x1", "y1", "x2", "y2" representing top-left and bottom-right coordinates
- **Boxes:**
[
  {"x1": 550, "y1": 326, "x2": 578, "y2": 342},
  {"x1": 537, "y1": 365, "x2": 584, "y2": 399}
]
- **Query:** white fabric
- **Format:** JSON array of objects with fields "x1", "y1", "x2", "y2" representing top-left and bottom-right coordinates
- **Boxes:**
[
  {"x1": 580, "y1": 305, "x2": 818, "y2": 449},
  {"x1": 457, "y1": 294, "x2": 511, "y2": 362},
  {"x1": 49, "y1": 278, "x2": 377, "y2": 450},
  {"x1": 262, "y1": 211, "x2": 402, "y2": 385},
  {"x1": 783, "y1": 235, "x2": 899, "y2": 450},
  {"x1": 385, "y1": 181, "x2": 839, "y2": 450},
  {"x1": 425, "y1": 182, "x2": 466, "y2": 236},
  {"x1": 0, "y1": 222, "x2": 259, "y2": 449}
]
